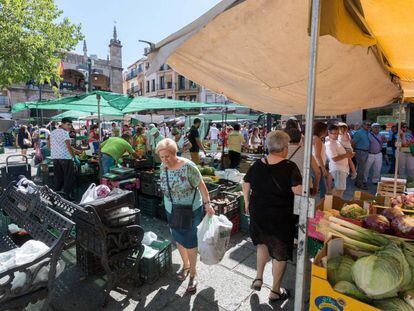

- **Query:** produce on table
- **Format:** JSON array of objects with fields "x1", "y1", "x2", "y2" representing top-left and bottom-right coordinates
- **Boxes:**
[
  {"x1": 323, "y1": 217, "x2": 414, "y2": 308},
  {"x1": 340, "y1": 204, "x2": 367, "y2": 219},
  {"x1": 327, "y1": 256, "x2": 354, "y2": 285},
  {"x1": 197, "y1": 166, "x2": 215, "y2": 176},
  {"x1": 362, "y1": 214, "x2": 390, "y2": 234},
  {"x1": 391, "y1": 194, "x2": 414, "y2": 210},
  {"x1": 374, "y1": 298, "x2": 414, "y2": 311},
  {"x1": 333, "y1": 281, "x2": 370, "y2": 303},
  {"x1": 391, "y1": 216, "x2": 414, "y2": 239},
  {"x1": 382, "y1": 207, "x2": 405, "y2": 222}
]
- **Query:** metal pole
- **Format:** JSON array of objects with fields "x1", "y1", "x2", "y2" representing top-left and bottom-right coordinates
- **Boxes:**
[
  {"x1": 88, "y1": 58, "x2": 92, "y2": 93},
  {"x1": 39, "y1": 83, "x2": 43, "y2": 125},
  {"x1": 294, "y1": 0, "x2": 321, "y2": 310},
  {"x1": 97, "y1": 93, "x2": 102, "y2": 141},
  {"x1": 394, "y1": 96, "x2": 404, "y2": 196}
]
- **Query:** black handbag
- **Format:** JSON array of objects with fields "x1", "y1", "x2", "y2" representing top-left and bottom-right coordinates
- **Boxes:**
[{"x1": 165, "y1": 167, "x2": 197, "y2": 230}]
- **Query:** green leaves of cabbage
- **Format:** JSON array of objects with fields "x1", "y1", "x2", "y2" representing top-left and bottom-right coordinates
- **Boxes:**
[
  {"x1": 374, "y1": 298, "x2": 413, "y2": 311},
  {"x1": 327, "y1": 256, "x2": 354, "y2": 285},
  {"x1": 333, "y1": 281, "x2": 371, "y2": 303},
  {"x1": 352, "y1": 243, "x2": 413, "y2": 299}
]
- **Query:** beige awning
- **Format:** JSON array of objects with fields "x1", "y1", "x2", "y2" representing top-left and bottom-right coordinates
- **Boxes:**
[{"x1": 148, "y1": 0, "x2": 400, "y2": 116}]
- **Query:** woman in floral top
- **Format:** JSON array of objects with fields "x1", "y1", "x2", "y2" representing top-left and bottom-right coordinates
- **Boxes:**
[{"x1": 156, "y1": 138, "x2": 215, "y2": 293}]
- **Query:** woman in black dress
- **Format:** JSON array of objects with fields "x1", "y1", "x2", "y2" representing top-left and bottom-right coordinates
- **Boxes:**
[
  {"x1": 242, "y1": 130, "x2": 302, "y2": 302},
  {"x1": 16, "y1": 125, "x2": 32, "y2": 157}
]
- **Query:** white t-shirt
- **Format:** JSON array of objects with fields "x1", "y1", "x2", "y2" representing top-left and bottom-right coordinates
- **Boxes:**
[
  {"x1": 50, "y1": 129, "x2": 72, "y2": 160},
  {"x1": 160, "y1": 126, "x2": 171, "y2": 138},
  {"x1": 325, "y1": 137, "x2": 349, "y2": 173},
  {"x1": 209, "y1": 126, "x2": 219, "y2": 140}
]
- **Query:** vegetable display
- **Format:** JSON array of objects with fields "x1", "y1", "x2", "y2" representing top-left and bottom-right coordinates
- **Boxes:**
[
  {"x1": 323, "y1": 216, "x2": 414, "y2": 309},
  {"x1": 340, "y1": 204, "x2": 367, "y2": 219},
  {"x1": 391, "y1": 216, "x2": 414, "y2": 239},
  {"x1": 391, "y1": 194, "x2": 414, "y2": 210},
  {"x1": 362, "y1": 214, "x2": 390, "y2": 234},
  {"x1": 382, "y1": 207, "x2": 405, "y2": 222}
]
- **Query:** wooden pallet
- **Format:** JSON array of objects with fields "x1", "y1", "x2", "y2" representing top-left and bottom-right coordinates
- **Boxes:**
[{"x1": 376, "y1": 181, "x2": 406, "y2": 197}]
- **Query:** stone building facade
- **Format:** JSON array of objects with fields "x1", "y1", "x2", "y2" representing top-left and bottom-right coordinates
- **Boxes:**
[
  {"x1": 124, "y1": 57, "x2": 225, "y2": 104},
  {"x1": 6, "y1": 27, "x2": 123, "y2": 121}
]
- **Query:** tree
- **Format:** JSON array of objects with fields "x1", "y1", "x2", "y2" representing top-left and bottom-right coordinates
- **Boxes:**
[{"x1": 0, "y1": 0, "x2": 83, "y2": 87}]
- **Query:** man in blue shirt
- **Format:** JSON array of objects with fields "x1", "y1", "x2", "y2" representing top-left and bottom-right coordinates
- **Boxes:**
[{"x1": 352, "y1": 120, "x2": 371, "y2": 189}]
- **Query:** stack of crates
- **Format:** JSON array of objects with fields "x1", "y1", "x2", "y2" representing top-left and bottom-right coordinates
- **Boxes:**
[{"x1": 137, "y1": 169, "x2": 166, "y2": 221}]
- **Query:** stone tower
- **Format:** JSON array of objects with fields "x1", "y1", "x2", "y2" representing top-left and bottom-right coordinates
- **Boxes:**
[{"x1": 109, "y1": 26, "x2": 123, "y2": 93}]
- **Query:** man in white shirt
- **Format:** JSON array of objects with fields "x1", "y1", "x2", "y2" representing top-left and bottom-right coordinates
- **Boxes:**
[
  {"x1": 325, "y1": 124, "x2": 354, "y2": 198},
  {"x1": 48, "y1": 118, "x2": 81, "y2": 199},
  {"x1": 159, "y1": 123, "x2": 171, "y2": 138},
  {"x1": 208, "y1": 123, "x2": 219, "y2": 152}
]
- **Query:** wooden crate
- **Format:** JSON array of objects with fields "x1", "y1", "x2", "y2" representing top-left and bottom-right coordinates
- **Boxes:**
[{"x1": 376, "y1": 181, "x2": 405, "y2": 197}]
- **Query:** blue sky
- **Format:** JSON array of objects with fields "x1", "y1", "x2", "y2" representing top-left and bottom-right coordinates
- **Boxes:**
[{"x1": 55, "y1": 0, "x2": 221, "y2": 68}]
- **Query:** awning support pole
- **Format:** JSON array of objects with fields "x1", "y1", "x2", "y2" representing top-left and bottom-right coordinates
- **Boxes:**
[
  {"x1": 97, "y1": 93, "x2": 102, "y2": 180},
  {"x1": 394, "y1": 95, "x2": 404, "y2": 196},
  {"x1": 294, "y1": 0, "x2": 321, "y2": 310}
]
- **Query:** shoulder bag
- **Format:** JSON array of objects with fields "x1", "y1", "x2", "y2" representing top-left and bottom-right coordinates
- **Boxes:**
[{"x1": 166, "y1": 167, "x2": 197, "y2": 230}]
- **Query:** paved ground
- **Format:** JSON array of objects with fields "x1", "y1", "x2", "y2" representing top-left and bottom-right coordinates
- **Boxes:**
[{"x1": 0, "y1": 147, "x2": 379, "y2": 310}]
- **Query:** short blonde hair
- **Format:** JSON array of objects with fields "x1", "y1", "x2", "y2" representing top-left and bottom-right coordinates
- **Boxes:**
[
  {"x1": 267, "y1": 130, "x2": 290, "y2": 153},
  {"x1": 155, "y1": 138, "x2": 178, "y2": 155}
]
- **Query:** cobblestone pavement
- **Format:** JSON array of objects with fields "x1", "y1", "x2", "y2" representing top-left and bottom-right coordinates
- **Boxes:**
[{"x1": 0, "y1": 147, "x2": 379, "y2": 310}]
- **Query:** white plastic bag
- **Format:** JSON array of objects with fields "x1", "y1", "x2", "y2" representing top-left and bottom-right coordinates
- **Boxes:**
[
  {"x1": 142, "y1": 232, "x2": 157, "y2": 246},
  {"x1": 80, "y1": 183, "x2": 96, "y2": 204},
  {"x1": 197, "y1": 215, "x2": 233, "y2": 265}
]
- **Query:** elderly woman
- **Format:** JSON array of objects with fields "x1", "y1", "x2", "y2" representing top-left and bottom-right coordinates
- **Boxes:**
[
  {"x1": 156, "y1": 138, "x2": 215, "y2": 293},
  {"x1": 242, "y1": 130, "x2": 302, "y2": 302}
]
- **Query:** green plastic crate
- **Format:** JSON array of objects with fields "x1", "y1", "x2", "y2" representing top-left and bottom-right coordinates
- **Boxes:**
[
  {"x1": 0, "y1": 212, "x2": 10, "y2": 234},
  {"x1": 138, "y1": 239, "x2": 172, "y2": 284},
  {"x1": 307, "y1": 237, "x2": 324, "y2": 258}
]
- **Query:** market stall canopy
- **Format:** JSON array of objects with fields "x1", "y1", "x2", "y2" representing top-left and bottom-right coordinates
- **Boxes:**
[
  {"x1": 147, "y1": 0, "x2": 401, "y2": 116},
  {"x1": 51, "y1": 110, "x2": 92, "y2": 121},
  {"x1": 198, "y1": 113, "x2": 259, "y2": 122},
  {"x1": 122, "y1": 96, "x2": 227, "y2": 113},
  {"x1": 12, "y1": 91, "x2": 128, "y2": 115},
  {"x1": 51, "y1": 110, "x2": 123, "y2": 121},
  {"x1": 12, "y1": 90, "x2": 228, "y2": 115}
]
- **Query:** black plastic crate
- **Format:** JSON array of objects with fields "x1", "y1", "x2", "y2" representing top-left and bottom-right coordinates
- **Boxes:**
[
  {"x1": 137, "y1": 239, "x2": 172, "y2": 284},
  {"x1": 206, "y1": 183, "x2": 220, "y2": 199},
  {"x1": 103, "y1": 208, "x2": 141, "y2": 227},
  {"x1": 138, "y1": 195, "x2": 161, "y2": 217},
  {"x1": 217, "y1": 179, "x2": 239, "y2": 192},
  {"x1": 76, "y1": 244, "x2": 103, "y2": 276},
  {"x1": 211, "y1": 192, "x2": 240, "y2": 216}
]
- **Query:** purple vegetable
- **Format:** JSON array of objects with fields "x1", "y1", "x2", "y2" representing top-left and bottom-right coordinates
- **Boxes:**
[
  {"x1": 382, "y1": 207, "x2": 404, "y2": 222},
  {"x1": 391, "y1": 215, "x2": 414, "y2": 239},
  {"x1": 362, "y1": 214, "x2": 390, "y2": 233}
]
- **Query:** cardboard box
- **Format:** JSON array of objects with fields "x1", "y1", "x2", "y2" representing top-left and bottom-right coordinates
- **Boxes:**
[{"x1": 310, "y1": 237, "x2": 379, "y2": 311}]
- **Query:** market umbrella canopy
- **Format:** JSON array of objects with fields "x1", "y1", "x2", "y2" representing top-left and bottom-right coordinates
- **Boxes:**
[
  {"x1": 51, "y1": 110, "x2": 123, "y2": 121},
  {"x1": 12, "y1": 91, "x2": 131, "y2": 115},
  {"x1": 121, "y1": 96, "x2": 226, "y2": 113},
  {"x1": 147, "y1": 0, "x2": 400, "y2": 116}
]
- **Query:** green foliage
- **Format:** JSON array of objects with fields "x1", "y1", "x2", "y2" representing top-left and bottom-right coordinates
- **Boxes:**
[{"x1": 0, "y1": 0, "x2": 83, "y2": 87}]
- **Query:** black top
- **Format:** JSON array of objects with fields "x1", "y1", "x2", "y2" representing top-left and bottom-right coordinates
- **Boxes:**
[
  {"x1": 244, "y1": 159, "x2": 302, "y2": 214},
  {"x1": 17, "y1": 131, "x2": 29, "y2": 146},
  {"x1": 188, "y1": 126, "x2": 200, "y2": 153},
  {"x1": 244, "y1": 158, "x2": 302, "y2": 260}
]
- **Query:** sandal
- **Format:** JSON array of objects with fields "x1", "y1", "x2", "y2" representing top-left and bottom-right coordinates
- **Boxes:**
[
  {"x1": 269, "y1": 288, "x2": 290, "y2": 302},
  {"x1": 176, "y1": 267, "x2": 190, "y2": 282},
  {"x1": 250, "y1": 278, "x2": 263, "y2": 291},
  {"x1": 187, "y1": 275, "x2": 198, "y2": 293}
]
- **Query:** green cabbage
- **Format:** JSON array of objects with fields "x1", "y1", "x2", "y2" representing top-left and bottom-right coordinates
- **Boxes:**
[
  {"x1": 352, "y1": 243, "x2": 414, "y2": 299},
  {"x1": 333, "y1": 281, "x2": 371, "y2": 303},
  {"x1": 327, "y1": 255, "x2": 354, "y2": 285},
  {"x1": 404, "y1": 289, "x2": 414, "y2": 308},
  {"x1": 352, "y1": 254, "x2": 401, "y2": 299},
  {"x1": 374, "y1": 298, "x2": 414, "y2": 311}
]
